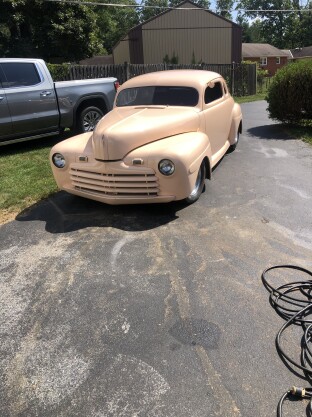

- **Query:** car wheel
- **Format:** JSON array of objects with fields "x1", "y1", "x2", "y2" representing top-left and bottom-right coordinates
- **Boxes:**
[
  {"x1": 77, "y1": 106, "x2": 104, "y2": 133},
  {"x1": 185, "y1": 160, "x2": 206, "y2": 204},
  {"x1": 229, "y1": 130, "x2": 240, "y2": 152}
]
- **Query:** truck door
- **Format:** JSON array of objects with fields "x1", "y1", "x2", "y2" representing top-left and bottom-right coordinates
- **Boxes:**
[
  {"x1": 0, "y1": 61, "x2": 59, "y2": 137},
  {"x1": 0, "y1": 66, "x2": 13, "y2": 139}
]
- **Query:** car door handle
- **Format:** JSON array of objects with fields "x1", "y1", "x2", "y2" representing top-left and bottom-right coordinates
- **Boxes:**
[
  {"x1": 0, "y1": 96, "x2": 4, "y2": 101},
  {"x1": 40, "y1": 91, "x2": 52, "y2": 97}
]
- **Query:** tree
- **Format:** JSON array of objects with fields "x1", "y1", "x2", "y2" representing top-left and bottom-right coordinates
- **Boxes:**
[
  {"x1": 0, "y1": 0, "x2": 104, "y2": 61},
  {"x1": 94, "y1": 0, "x2": 140, "y2": 54},
  {"x1": 300, "y1": 1, "x2": 312, "y2": 47},
  {"x1": 140, "y1": 0, "x2": 169, "y2": 22},
  {"x1": 236, "y1": 0, "x2": 302, "y2": 48},
  {"x1": 215, "y1": 0, "x2": 234, "y2": 19}
]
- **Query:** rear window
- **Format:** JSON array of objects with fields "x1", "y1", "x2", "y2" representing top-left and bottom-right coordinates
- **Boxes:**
[
  {"x1": 116, "y1": 86, "x2": 199, "y2": 107},
  {"x1": 1, "y1": 62, "x2": 41, "y2": 88}
]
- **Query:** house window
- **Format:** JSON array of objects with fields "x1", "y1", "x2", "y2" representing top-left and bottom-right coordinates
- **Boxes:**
[
  {"x1": 276, "y1": 57, "x2": 281, "y2": 64},
  {"x1": 260, "y1": 57, "x2": 267, "y2": 66}
]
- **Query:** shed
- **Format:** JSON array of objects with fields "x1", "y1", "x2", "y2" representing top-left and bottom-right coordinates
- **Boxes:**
[{"x1": 113, "y1": 0, "x2": 242, "y2": 65}]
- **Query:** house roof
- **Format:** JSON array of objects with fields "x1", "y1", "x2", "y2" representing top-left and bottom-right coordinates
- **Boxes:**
[
  {"x1": 281, "y1": 49, "x2": 293, "y2": 59},
  {"x1": 290, "y1": 46, "x2": 312, "y2": 58},
  {"x1": 242, "y1": 43, "x2": 288, "y2": 58}
]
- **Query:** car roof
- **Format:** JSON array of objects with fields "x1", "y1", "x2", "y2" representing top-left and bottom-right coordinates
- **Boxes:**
[{"x1": 121, "y1": 70, "x2": 223, "y2": 89}]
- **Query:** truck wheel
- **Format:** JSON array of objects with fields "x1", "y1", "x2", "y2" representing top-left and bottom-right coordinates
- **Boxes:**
[
  {"x1": 77, "y1": 106, "x2": 104, "y2": 133},
  {"x1": 185, "y1": 160, "x2": 206, "y2": 204}
]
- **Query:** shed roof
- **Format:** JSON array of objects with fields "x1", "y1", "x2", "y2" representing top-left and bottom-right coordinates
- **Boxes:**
[
  {"x1": 140, "y1": 0, "x2": 241, "y2": 28},
  {"x1": 242, "y1": 43, "x2": 288, "y2": 58}
]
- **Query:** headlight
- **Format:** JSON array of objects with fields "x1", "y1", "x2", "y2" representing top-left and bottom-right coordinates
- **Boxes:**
[
  {"x1": 52, "y1": 153, "x2": 66, "y2": 168},
  {"x1": 158, "y1": 159, "x2": 175, "y2": 176}
]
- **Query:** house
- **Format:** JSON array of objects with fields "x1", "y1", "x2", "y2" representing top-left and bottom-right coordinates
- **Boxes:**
[
  {"x1": 113, "y1": 0, "x2": 242, "y2": 65},
  {"x1": 286, "y1": 46, "x2": 312, "y2": 61},
  {"x1": 242, "y1": 43, "x2": 288, "y2": 76}
]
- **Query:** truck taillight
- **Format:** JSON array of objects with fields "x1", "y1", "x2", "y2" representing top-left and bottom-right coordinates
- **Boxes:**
[{"x1": 114, "y1": 81, "x2": 120, "y2": 91}]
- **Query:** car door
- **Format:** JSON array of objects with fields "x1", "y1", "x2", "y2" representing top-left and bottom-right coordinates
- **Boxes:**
[
  {"x1": 0, "y1": 61, "x2": 59, "y2": 137},
  {"x1": 0, "y1": 66, "x2": 13, "y2": 139},
  {"x1": 202, "y1": 79, "x2": 232, "y2": 163}
]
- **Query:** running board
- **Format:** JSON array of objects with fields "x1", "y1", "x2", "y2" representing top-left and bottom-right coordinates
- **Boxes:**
[{"x1": 0, "y1": 131, "x2": 60, "y2": 146}]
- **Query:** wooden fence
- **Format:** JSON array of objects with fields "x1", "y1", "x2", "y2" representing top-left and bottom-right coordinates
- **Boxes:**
[{"x1": 62, "y1": 62, "x2": 257, "y2": 96}]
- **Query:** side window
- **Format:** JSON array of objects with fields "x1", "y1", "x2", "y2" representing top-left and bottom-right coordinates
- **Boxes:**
[
  {"x1": 1, "y1": 63, "x2": 41, "y2": 88},
  {"x1": 204, "y1": 82, "x2": 223, "y2": 104}
]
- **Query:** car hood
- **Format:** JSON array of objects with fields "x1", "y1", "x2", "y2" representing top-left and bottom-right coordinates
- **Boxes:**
[{"x1": 92, "y1": 106, "x2": 200, "y2": 160}]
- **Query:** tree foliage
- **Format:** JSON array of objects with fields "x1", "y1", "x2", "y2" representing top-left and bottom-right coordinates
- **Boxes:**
[
  {"x1": 0, "y1": 0, "x2": 105, "y2": 61},
  {"x1": 215, "y1": 0, "x2": 234, "y2": 19},
  {"x1": 1, "y1": 0, "x2": 311, "y2": 63},
  {"x1": 140, "y1": 0, "x2": 169, "y2": 22},
  {"x1": 236, "y1": 0, "x2": 310, "y2": 48},
  {"x1": 94, "y1": 0, "x2": 139, "y2": 54}
]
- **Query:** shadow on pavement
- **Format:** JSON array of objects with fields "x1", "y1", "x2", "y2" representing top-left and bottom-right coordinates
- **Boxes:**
[
  {"x1": 246, "y1": 124, "x2": 293, "y2": 141},
  {"x1": 16, "y1": 191, "x2": 183, "y2": 233}
]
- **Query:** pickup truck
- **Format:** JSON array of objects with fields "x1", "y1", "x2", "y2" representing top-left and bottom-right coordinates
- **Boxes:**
[{"x1": 0, "y1": 58, "x2": 118, "y2": 146}]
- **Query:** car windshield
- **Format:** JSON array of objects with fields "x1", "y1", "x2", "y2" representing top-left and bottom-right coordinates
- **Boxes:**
[{"x1": 116, "y1": 86, "x2": 199, "y2": 107}]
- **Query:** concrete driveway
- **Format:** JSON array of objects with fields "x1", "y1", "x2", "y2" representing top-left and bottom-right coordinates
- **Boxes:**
[{"x1": 1, "y1": 101, "x2": 311, "y2": 417}]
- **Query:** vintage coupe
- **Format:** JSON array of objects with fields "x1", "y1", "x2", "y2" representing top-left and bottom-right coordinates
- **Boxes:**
[{"x1": 50, "y1": 70, "x2": 242, "y2": 205}]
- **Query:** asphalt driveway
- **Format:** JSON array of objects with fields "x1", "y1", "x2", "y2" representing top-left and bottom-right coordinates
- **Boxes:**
[{"x1": 0, "y1": 101, "x2": 311, "y2": 417}]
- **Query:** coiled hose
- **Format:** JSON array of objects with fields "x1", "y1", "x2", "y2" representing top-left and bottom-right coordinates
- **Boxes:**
[{"x1": 262, "y1": 265, "x2": 312, "y2": 416}]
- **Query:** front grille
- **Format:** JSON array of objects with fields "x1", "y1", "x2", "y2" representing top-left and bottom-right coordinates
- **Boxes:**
[{"x1": 70, "y1": 167, "x2": 159, "y2": 197}]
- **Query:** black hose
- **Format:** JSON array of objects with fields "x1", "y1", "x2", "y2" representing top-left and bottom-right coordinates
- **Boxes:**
[{"x1": 262, "y1": 265, "x2": 312, "y2": 416}]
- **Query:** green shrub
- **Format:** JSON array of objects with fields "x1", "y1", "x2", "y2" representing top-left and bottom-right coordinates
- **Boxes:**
[
  {"x1": 266, "y1": 59, "x2": 312, "y2": 124},
  {"x1": 47, "y1": 63, "x2": 71, "y2": 81}
]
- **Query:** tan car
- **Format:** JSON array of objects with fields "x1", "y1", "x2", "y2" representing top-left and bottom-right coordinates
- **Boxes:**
[{"x1": 50, "y1": 70, "x2": 242, "y2": 205}]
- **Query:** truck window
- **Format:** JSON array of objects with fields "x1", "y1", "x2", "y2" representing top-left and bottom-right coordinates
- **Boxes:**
[{"x1": 1, "y1": 63, "x2": 41, "y2": 88}]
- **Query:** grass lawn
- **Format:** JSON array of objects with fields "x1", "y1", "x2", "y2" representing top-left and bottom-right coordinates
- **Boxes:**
[
  {"x1": 283, "y1": 123, "x2": 312, "y2": 146},
  {"x1": 234, "y1": 92, "x2": 267, "y2": 104},
  {"x1": 0, "y1": 100, "x2": 311, "y2": 224},
  {"x1": 0, "y1": 137, "x2": 61, "y2": 223}
]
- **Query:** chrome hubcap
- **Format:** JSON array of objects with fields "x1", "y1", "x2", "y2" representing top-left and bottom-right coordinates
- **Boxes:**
[{"x1": 83, "y1": 111, "x2": 102, "y2": 132}]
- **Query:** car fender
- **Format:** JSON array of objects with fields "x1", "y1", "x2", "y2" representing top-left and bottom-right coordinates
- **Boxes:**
[
  {"x1": 125, "y1": 131, "x2": 211, "y2": 170},
  {"x1": 228, "y1": 102, "x2": 243, "y2": 144},
  {"x1": 124, "y1": 132, "x2": 212, "y2": 200}
]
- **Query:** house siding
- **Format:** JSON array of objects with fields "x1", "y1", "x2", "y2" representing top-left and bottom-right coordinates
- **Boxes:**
[{"x1": 245, "y1": 56, "x2": 288, "y2": 76}]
